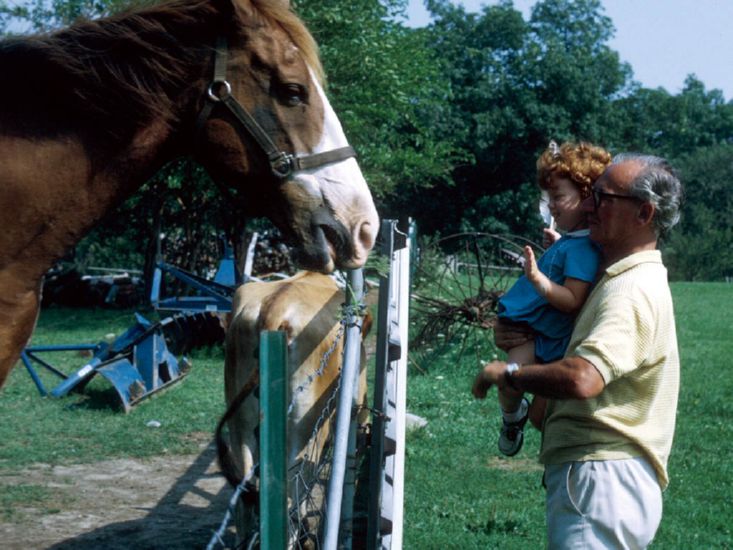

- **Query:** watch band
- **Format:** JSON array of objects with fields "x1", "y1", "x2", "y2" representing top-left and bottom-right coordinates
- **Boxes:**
[{"x1": 505, "y1": 362, "x2": 520, "y2": 390}]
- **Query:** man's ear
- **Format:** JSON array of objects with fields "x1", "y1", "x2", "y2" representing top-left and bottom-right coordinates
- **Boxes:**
[{"x1": 638, "y1": 202, "x2": 655, "y2": 226}]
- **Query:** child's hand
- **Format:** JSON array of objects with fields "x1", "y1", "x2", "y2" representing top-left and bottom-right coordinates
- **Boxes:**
[
  {"x1": 523, "y1": 246, "x2": 540, "y2": 282},
  {"x1": 524, "y1": 246, "x2": 552, "y2": 297},
  {"x1": 542, "y1": 227, "x2": 561, "y2": 248}
]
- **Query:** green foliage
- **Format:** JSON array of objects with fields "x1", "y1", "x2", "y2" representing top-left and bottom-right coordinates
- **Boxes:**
[
  {"x1": 0, "y1": 0, "x2": 130, "y2": 33},
  {"x1": 2, "y1": 0, "x2": 732, "y2": 279},
  {"x1": 407, "y1": 0, "x2": 632, "y2": 236},
  {"x1": 663, "y1": 144, "x2": 733, "y2": 281},
  {"x1": 612, "y1": 76, "x2": 733, "y2": 158},
  {"x1": 297, "y1": 0, "x2": 462, "y2": 205}
]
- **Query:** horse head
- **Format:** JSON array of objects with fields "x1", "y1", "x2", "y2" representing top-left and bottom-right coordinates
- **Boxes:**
[{"x1": 194, "y1": 0, "x2": 379, "y2": 273}]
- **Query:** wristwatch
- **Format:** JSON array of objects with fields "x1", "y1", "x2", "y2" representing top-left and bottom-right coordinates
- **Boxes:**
[{"x1": 504, "y1": 362, "x2": 520, "y2": 390}]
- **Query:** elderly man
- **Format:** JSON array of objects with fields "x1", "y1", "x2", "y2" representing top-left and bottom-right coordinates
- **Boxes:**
[{"x1": 473, "y1": 153, "x2": 683, "y2": 548}]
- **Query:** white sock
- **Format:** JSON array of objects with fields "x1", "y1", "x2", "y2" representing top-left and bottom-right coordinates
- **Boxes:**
[{"x1": 502, "y1": 398, "x2": 528, "y2": 423}]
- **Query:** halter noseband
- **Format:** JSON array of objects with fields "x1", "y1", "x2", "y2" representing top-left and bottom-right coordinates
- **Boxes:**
[{"x1": 196, "y1": 37, "x2": 356, "y2": 180}]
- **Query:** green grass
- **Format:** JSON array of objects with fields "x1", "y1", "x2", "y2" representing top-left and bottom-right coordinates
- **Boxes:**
[
  {"x1": 2, "y1": 283, "x2": 732, "y2": 547},
  {"x1": 403, "y1": 282, "x2": 733, "y2": 548},
  {"x1": 0, "y1": 306, "x2": 227, "y2": 471}
]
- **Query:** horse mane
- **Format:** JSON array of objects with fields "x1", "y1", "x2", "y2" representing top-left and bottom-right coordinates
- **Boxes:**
[{"x1": 0, "y1": 0, "x2": 323, "y2": 145}]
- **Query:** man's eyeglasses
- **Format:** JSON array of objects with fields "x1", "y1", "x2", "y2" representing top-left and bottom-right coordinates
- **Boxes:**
[{"x1": 591, "y1": 188, "x2": 641, "y2": 210}]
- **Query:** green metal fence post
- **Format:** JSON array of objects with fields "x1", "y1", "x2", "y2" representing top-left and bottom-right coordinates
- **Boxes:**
[{"x1": 260, "y1": 330, "x2": 288, "y2": 550}]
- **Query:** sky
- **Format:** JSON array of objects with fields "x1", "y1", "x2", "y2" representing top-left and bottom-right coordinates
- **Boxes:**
[{"x1": 405, "y1": 0, "x2": 733, "y2": 101}]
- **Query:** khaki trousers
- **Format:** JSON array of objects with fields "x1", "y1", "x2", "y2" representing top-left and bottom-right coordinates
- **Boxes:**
[{"x1": 545, "y1": 457, "x2": 662, "y2": 549}]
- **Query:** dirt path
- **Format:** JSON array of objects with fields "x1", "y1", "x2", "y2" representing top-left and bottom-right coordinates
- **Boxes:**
[{"x1": 0, "y1": 440, "x2": 238, "y2": 549}]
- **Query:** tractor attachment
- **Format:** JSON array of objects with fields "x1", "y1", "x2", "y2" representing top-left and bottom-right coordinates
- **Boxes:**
[{"x1": 21, "y1": 311, "x2": 223, "y2": 412}]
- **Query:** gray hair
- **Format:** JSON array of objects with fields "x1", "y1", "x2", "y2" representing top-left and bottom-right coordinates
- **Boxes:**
[{"x1": 612, "y1": 153, "x2": 684, "y2": 238}]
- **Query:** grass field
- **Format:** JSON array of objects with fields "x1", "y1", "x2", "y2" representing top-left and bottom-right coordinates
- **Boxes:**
[
  {"x1": 1, "y1": 283, "x2": 732, "y2": 547},
  {"x1": 0, "y1": 308, "x2": 227, "y2": 470},
  {"x1": 403, "y1": 282, "x2": 733, "y2": 548}
]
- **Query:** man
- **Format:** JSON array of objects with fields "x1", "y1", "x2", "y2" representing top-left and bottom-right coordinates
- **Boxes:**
[{"x1": 472, "y1": 153, "x2": 683, "y2": 548}]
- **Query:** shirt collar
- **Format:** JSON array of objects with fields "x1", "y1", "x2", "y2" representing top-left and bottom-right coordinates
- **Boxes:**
[
  {"x1": 605, "y1": 249, "x2": 662, "y2": 277},
  {"x1": 560, "y1": 228, "x2": 590, "y2": 238}
]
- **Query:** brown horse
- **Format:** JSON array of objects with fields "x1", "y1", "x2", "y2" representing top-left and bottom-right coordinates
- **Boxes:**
[
  {"x1": 217, "y1": 271, "x2": 370, "y2": 546},
  {"x1": 0, "y1": 0, "x2": 379, "y2": 388}
]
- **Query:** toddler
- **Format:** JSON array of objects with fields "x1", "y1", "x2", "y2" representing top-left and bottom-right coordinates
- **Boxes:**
[{"x1": 493, "y1": 141, "x2": 611, "y2": 456}]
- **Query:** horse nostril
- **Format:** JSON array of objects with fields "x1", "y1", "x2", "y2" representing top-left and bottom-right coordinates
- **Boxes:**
[{"x1": 356, "y1": 220, "x2": 376, "y2": 253}]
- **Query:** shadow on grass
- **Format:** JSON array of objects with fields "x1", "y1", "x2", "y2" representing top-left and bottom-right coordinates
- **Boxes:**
[{"x1": 62, "y1": 387, "x2": 127, "y2": 412}]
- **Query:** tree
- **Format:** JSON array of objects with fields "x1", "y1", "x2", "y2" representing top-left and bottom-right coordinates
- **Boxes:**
[
  {"x1": 663, "y1": 144, "x2": 733, "y2": 281},
  {"x1": 0, "y1": 0, "x2": 130, "y2": 33},
  {"x1": 296, "y1": 0, "x2": 462, "y2": 210},
  {"x1": 407, "y1": 0, "x2": 631, "y2": 236},
  {"x1": 612, "y1": 76, "x2": 733, "y2": 158}
]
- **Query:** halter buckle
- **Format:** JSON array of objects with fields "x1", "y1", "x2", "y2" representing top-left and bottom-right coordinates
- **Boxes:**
[
  {"x1": 207, "y1": 79, "x2": 232, "y2": 102},
  {"x1": 270, "y1": 153, "x2": 295, "y2": 179}
]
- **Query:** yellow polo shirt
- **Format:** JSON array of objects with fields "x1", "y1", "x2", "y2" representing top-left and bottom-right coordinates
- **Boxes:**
[{"x1": 539, "y1": 250, "x2": 680, "y2": 489}]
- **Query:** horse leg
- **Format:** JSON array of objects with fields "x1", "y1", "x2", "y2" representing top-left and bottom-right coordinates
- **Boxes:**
[{"x1": 0, "y1": 272, "x2": 42, "y2": 388}]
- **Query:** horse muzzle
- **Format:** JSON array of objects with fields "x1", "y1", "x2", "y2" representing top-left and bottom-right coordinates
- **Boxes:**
[{"x1": 293, "y1": 207, "x2": 376, "y2": 273}]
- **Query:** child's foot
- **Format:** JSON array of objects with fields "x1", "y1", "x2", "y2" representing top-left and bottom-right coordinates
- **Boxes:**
[{"x1": 498, "y1": 398, "x2": 529, "y2": 456}]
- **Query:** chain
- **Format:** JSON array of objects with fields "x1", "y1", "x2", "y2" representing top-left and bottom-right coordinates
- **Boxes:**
[
  {"x1": 287, "y1": 321, "x2": 344, "y2": 415},
  {"x1": 206, "y1": 462, "x2": 258, "y2": 550}
]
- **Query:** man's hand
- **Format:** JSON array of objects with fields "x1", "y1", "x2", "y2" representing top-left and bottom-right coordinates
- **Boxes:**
[
  {"x1": 471, "y1": 360, "x2": 507, "y2": 399},
  {"x1": 494, "y1": 318, "x2": 534, "y2": 352}
]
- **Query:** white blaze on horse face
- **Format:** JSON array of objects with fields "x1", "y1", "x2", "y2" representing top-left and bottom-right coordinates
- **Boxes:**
[{"x1": 291, "y1": 72, "x2": 379, "y2": 269}]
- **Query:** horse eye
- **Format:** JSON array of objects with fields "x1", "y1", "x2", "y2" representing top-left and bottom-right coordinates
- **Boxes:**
[{"x1": 280, "y1": 83, "x2": 306, "y2": 106}]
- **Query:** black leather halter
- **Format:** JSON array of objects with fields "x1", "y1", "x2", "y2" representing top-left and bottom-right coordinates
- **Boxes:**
[{"x1": 196, "y1": 37, "x2": 356, "y2": 179}]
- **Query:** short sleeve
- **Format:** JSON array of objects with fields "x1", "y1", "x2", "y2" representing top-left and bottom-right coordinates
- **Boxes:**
[
  {"x1": 573, "y1": 295, "x2": 654, "y2": 383},
  {"x1": 564, "y1": 240, "x2": 601, "y2": 283}
]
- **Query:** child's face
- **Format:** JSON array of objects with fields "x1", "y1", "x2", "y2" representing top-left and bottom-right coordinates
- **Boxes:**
[{"x1": 547, "y1": 175, "x2": 586, "y2": 231}]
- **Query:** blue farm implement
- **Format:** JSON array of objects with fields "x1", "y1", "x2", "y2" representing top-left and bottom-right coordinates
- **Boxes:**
[
  {"x1": 23, "y1": 240, "x2": 241, "y2": 411},
  {"x1": 149, "y1": 238, "x2": 242, "y2": 314},
  {"x1": 21, "y1": 311, "x2": 224, "y2": 412}
]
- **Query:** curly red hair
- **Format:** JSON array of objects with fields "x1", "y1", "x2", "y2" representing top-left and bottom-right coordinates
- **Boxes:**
[{"x1": 537, "y1": 141, "x2": 611, "y2": 199}]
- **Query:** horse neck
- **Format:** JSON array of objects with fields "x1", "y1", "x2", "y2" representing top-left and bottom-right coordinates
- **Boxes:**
[{"x1": 0, "y1": 121, "x2": 178, "y2": 283}]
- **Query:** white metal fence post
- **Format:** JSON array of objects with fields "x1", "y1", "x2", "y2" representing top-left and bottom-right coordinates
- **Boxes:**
[
  {"x1": 367, "y1": 219, "x2": 411, "y2": 549},
  {"x1": 323, "y1": 268, "x2": 365, "y2": 549}
]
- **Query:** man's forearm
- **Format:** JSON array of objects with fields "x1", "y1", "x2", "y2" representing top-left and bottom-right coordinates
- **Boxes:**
[{"x1": 512, "y1": 356, "x2": 605, "y2": 400}]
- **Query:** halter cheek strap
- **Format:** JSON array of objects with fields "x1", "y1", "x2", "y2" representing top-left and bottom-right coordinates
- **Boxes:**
[{"x1": 195, "y1": 37, "x2": 356, "y2": 180}]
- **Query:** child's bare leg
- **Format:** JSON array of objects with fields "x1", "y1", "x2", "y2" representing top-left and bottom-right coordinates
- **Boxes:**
[
  {"x1": 497, "y1": 340, "x2": 534, "y2": 456},
  {"x1": 498, "y1": 340, "x2": 535, "y2": 413}
]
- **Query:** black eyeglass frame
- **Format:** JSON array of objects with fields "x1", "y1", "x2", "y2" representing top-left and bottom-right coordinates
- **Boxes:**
[{"x1": 591, "y1": 188, "x2": 642, "y2": 210}]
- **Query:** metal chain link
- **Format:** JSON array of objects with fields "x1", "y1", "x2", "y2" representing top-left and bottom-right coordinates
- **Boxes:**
[
  {"x1": 287, "y1": 322, "x2": 345, "y2": 416},
  {"x1": 206, "y1": 462, "x2": 258, "y2": 550}
]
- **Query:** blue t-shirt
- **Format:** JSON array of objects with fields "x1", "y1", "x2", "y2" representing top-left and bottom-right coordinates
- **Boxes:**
[{"x1": 498, "y1": 230, "x2": 600, "y2": 362}]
